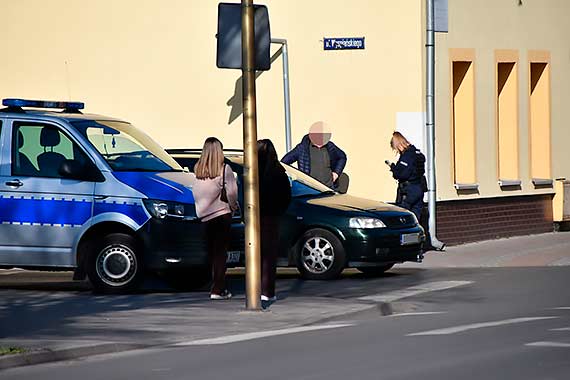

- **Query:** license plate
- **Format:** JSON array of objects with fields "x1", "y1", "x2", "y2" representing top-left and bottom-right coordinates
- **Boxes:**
[
  {"x1": 400, "y1": 233, "x2": 420, "y2": 245},
  {"x1": 226, "y1": 251, "x2": 241, "y2": 264}
]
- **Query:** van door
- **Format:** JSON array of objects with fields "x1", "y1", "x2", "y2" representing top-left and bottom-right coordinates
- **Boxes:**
[{"x1": 0, "y1": 121, "x2": 96, "y2": 268}]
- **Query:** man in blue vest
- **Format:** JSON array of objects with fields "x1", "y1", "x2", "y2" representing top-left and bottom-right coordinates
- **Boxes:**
[{"x1": 282, "y1": 121, "x2": 348, "y2": 191}]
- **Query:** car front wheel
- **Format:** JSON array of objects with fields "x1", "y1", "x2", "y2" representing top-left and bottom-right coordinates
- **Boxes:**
[
  {"x1": 296, "y1": 228, "x2": 346, "y2": 280},
  {"x1": 86, "y1": 233, "x2": 144, "y2": 294}
]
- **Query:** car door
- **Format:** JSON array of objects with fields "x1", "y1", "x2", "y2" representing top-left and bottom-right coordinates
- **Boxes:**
[{"x1": 0, "y1": 120, "x2": 96, "y2": 268}]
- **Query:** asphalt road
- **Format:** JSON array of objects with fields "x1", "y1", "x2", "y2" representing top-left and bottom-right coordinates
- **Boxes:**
[{"x1": 2, "y1": 265, "x2": 569, "y2": 379}]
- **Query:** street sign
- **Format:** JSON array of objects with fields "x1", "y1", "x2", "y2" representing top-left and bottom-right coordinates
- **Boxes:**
[
  {"x1": 434, "y1": 0, "x2": 448, "y2": 33},
  {"x1": 323, "y1": 37, "x2": 365, "y2": 51},
  {"x1": 216, "y1": 2, "x2": 271, "y2": 70}
]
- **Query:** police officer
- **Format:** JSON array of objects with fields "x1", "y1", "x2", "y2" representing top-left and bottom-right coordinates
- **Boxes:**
[{"x1": 386, "y1": 132, "x2": 427, "y2": 220}]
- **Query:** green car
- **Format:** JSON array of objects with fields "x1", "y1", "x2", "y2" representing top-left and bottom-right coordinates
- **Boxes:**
[{"x1": 169, "y1": 149, "x2": 425, "y2": 280}]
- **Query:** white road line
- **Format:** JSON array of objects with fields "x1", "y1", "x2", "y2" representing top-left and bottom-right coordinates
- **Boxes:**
[
  {"x1": 526, "y1": 341, "x2": 570, "y2": 348},
  {"x1": 0, "y1": 269, "x2": 24, "y2": 276},
  {"x1": 550, "y1": 327, "x2": 570, "y2": 331},
  {"x1": 407, "y1": 317, "x2": 559, "y2": 336},
  {"x1": 389, "y1": 312, "x2": 447, "y2": 317},
  {"x1": 358, "y1": 281, "x2": 473, "y2": 303},
  {"x1": 552, "y1": 307, "x2": 570, "y2": 310},
  {"x1": 174, "y1": 324, "x2": 353, "y2": 346}
]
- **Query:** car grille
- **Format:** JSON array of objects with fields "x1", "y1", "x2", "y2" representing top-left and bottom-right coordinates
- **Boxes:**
[{"x1": 382, "y1": 214, "x2": 417, "y2": 229}]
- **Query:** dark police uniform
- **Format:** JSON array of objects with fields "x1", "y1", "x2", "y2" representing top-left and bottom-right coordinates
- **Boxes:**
[{"x1": 390, "y1": 144, "x2": 427, "y2": 220}]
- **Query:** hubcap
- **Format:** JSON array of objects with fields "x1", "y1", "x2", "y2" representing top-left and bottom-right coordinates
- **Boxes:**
[
  {"x1": 301, "y1": 237, "x2": 334, "y2": 274},
  {"x1": 96, "y1": 245, "x2": 137, "y2": 287}
]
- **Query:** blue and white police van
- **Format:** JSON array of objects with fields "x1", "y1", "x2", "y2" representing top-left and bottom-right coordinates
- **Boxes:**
[{"x1": 0, "y1": 99, "x2": 231, "y2": 293}]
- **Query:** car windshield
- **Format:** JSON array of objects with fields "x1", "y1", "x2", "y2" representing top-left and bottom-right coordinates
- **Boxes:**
[{"x1": 72, "y1": 120, "x2": 183, "y2": 172}]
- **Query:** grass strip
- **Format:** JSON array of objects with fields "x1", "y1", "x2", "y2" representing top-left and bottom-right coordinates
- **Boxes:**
[{"x1": 0, "y1": 347, "x2": 26, "y2": 356}]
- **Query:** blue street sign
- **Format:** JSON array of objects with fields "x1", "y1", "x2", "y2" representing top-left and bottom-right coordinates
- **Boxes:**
[{"x1": 323, "y1": 37, "x2": 365, "y2": 50}]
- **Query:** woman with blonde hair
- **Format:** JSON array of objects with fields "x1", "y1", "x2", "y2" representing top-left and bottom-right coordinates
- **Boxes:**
[
  {"x1": 386, "y1": 131, "x2": 427, "y2": 220},
  {"x1": 192, "y1": 137, "x2": 239, "y2": 300}
]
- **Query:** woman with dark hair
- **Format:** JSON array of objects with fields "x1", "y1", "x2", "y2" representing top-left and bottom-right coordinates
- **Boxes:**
[
  {"x1": 257, "y1": 139, "x2": 291, "y2": 302},
  {"x1": 192, "y1": 137, "x2": 239, "y2": 300}
]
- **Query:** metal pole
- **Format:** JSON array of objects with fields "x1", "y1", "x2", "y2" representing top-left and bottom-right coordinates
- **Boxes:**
[
  {"x1": 242, "y1": 0, "x2": 262, "y2": 310},
  {"x1": 426, "y1": 0, "x2": 445, "y2": 250},
  {"x1": 271, "y1": 38, "x2": 292, "y2": 152}
]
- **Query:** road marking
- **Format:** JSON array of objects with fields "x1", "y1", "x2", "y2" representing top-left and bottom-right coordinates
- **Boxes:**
[
  {"x1": 0, "y1": 268, "x2": 25, "y2": 275},
  {"x1": 389, "y1": 312, "x2": 447, "y2": 317},
  {"x1": 552, "y1": 307, "x2": 570, "y2": 310},
  {"x1": 550, "y1": 327, "x2": 570, "y2": 331},
  {"x1": 358, "y1": 281, "x2": 473, "y2": 303},
  {"x1": 407, "y1": 317, "x2": 559, "y2": 336},
  {"x1": 174, "y1": 324, "x2": 353, "y2": 346},
  {"x1": 526, "y1": 341, "x2": 570, "y2": 348}
]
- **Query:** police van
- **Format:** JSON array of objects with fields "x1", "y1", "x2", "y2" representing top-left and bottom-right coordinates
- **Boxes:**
[{"x1": 0, "y1": 99, "x2": 238, "y2": 293}]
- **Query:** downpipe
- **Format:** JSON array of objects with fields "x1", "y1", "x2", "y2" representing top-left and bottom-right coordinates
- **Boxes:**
[{"x1": 426, "y1": 0, "x2": 445, "y2": 251}]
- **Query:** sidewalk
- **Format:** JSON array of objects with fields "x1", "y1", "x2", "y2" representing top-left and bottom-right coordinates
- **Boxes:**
[
  {"x1": 409, "y1": 231, "x2": 570, "y2": 268},
  {"x1": 1, "y1": 231, "x2": 569, "y2": 370}
]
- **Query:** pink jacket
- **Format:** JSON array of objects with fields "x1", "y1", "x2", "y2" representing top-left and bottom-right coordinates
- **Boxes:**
[{"x1": 192, "y1": 165, "x2": 239, "y2": 222}]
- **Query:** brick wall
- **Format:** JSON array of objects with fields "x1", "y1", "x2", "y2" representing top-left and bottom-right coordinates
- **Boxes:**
[{"x1": 436, "y1": 194, "x2": 554, "y2": 246}]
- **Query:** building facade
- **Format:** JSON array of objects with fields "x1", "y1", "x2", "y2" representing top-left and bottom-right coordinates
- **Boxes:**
[{"x1": 0, "y1": 0, "x2": 568, "y2": 245}]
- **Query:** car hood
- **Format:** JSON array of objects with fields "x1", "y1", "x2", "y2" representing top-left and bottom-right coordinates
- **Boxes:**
[
  {"x1": 113, "y1": 171, "x2": 195, "y2": 203},
  {"x1": 306, "y1": 194, "x2": 407, "y2": 214}
]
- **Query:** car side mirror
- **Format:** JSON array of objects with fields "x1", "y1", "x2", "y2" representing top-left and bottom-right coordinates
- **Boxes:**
[{"x1": 59, "y1": 159, "x2": 105, "y2": 182}]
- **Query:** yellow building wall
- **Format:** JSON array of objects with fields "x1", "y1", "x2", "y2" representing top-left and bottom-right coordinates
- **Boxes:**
[
  {"x1": 0, "y1": 0, "x2": 424, "y2": 202},
  {"x1": 435, "y1": 0, "x2": 570, "y2": 200}
]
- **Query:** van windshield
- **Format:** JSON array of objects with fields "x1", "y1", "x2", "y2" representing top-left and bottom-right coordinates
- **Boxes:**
[{"x1": 72, "y1": 120, "x2": 183, "y2": 172}]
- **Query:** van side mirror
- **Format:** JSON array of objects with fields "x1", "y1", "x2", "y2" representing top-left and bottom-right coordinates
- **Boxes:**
[{"x1": 59, "y1": 159, "x2": 105, "y2": 182}]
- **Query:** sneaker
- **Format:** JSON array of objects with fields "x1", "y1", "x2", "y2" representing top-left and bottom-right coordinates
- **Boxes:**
[
  {"x1": 210, "y1": 290, "x2": 232, "y2": 300},
  {"x1": 261, "y1": 294, "x2": 277, "y2": 302}
]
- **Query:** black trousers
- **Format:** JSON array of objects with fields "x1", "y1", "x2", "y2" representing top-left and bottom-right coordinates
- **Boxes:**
[
  {"x1": 261, "y1": 215, "x2": 281, "y2": 298},
  {"x1": 396, "y1": 183, "x2": 424, "y2": 220},
  {"x1": 205, "y1": 213, "x2": 232, "y2": 294}
]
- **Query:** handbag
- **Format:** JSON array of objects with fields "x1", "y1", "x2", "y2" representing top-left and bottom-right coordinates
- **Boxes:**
[{"x1": 220, "y1": 163, "x2": 229, "y2": 203}]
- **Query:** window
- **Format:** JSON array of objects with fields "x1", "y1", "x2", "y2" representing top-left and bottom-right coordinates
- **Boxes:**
[
  {"x1": 12, "y1": 122, "x2": 90, "y2": 178},
  {"x1": 528, "y1": 51, "x2": 551, "y2": 183},
  {"x1": 450, "y1": 49, "x2": 477, "y2": 188},
  {"x1": 496, "y1": 50, "x2": 520, "y2": 185},
  {"x1": 71, "y1": 120, "x2": 181, "y2": 172}
]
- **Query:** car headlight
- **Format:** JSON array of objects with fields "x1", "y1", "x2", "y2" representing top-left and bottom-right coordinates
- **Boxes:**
[
  {"x1": 143, "y1": 199, "x2": 189, "y2": 219},
  {"x1": 349, "y1": 217, "x2": 386, "y2": 229}
]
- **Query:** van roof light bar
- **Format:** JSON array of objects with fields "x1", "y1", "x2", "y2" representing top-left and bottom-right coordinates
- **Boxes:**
[{"x1": 2, "y1": 98, "x2": 85, "y2": 110}]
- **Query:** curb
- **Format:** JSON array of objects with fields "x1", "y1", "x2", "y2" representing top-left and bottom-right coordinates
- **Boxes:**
[{"x1": 0, "y1": 343, "x2": 146, "y2": 371}]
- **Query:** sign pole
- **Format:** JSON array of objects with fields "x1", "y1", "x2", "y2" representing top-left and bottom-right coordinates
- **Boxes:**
[{"x1": 242, "y1": 0, "x2": 262, "y2": 310}]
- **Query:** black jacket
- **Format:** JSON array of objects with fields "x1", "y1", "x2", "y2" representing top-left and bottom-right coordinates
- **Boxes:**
[
  {"x1": 281, "y1": 135, "x2": 347, "y2": 175},
  {"x1": 259, "y1": 163, "x2": 292, "y2": 217},
  {"x1": 390, "y1": 145, "x2": 426, "y2": 184}
]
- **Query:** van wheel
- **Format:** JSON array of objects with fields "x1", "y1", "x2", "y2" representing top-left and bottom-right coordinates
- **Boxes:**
[
  {"x1": 86, "y1": 233, "x2": 144, "y2": 294},
  {"x1": 296, "y1": 228, "x2": 346, "y2": 280},
  {"x1": 357, "y1": 264, "x2": 394, "y2": 276}
]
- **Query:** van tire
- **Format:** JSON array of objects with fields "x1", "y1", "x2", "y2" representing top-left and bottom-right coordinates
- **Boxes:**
[{"x1": 86, "y1": 233, "x2": 144, "y2": 294}]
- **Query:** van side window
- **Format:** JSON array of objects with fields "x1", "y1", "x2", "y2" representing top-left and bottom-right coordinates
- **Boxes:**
[{"x1": 12, "y1": 123, "x2": 90, "y2": 178}]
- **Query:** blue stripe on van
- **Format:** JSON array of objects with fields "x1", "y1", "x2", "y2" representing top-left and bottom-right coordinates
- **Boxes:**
[
  {"x1": 93, "y1": 200, "x2": 149, "y2": 227},
  {"x1": 0, "y1": 196, "x2": 91, "y2": 226}
]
